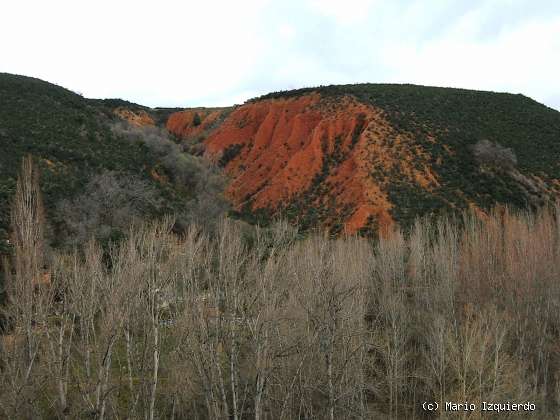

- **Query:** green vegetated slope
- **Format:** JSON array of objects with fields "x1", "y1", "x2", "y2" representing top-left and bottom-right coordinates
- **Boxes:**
[
  {"x1": 2, "y1": 73, "x2": 560, "y2": 247},
  {"x1": 0, "y1": 73, "x2": 200, "y2": 253},
  {"x1": 256, "y1": 84, "x2": 560, "y2": 227}
]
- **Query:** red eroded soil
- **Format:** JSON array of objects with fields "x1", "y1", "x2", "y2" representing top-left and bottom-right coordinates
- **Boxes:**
[
  {"x1": 199, "y1": 93, "x2": 439, "y2": 234},
  {"x1": 114, "y1": 107, "x2": 155, "y2": 127},
  {"x1": 166, "y1": 109, "x2": 226, "y2": 140}
]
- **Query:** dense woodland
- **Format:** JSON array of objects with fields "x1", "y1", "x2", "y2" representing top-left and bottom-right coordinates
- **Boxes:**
[{"x1": 2, "y1": 157, "x2": 560, "y2": 419}]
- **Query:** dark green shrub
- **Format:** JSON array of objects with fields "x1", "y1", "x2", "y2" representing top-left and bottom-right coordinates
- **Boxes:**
[{"x1": 193, "y1": 112, "x2": 202, "y2": 127}]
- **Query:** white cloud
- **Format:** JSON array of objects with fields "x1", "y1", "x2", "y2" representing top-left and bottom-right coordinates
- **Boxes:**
[
  {"x1": 277, "y1": 23, "x2": 296, "y2": 41},
  {"x1": 308, "y1": 0, "x2": 378, "y2": 24},
  {"x1": 1, "y1": 0, "x2": 559, "y2": 111},
  {"x1": 1, "y1": 0, "x2": 268, "y2": 106},
  {"x1": 383, "y1": 14, "x2": 560, "y2": 107}
]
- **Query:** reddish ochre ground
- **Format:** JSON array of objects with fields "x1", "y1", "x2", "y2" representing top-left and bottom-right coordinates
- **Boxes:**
[
  {"x1": 114, "y1": 107, "x2": 155, "y2": 127},
  {"x1": 169, "y1": 94, "x2": 441, "y2": 234},
  {"x1": 166, "y1": 109, "x2": 225, "y2": 139}
]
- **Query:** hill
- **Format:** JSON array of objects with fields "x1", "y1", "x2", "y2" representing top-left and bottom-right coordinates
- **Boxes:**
[
  {"x1": 0, "y1": 73, "x2": 226, "y2": 254},
  {"x1": 167, "y1": 84, "x2": 560, "y2": 234},
  {"x1": 2, "y1": 73, "x2": 560, "y2": 242}
]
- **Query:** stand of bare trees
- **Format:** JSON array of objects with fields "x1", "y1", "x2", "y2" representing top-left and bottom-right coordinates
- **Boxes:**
[{"x1": 2, "y1": 157, "x2": 560, "y2": 418}]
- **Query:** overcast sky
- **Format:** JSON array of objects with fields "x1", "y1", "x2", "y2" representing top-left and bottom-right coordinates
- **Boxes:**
[{"x1": 2, "y1": 0, "x2": 559, "y2": 110}]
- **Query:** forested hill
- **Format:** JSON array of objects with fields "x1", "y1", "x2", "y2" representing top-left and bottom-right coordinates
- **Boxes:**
[{"x1": 0, "y1": 73, "x2": 226, "y2": 255}]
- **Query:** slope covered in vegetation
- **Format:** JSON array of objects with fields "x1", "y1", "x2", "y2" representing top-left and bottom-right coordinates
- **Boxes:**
[
  {"x1": 0, "y1": 73, "x2": 227, "y2": 254},
  {"x1": 3, "y1": 73, "x2": 560, "y2": 241},
  {"x1": 173, "y1": 84, "x2": 560, "y2": 234}
]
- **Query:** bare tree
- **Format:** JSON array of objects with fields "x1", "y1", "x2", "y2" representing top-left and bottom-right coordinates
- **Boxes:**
[
  {"x1": 472, "y1": 139, "x2": 517, "y2": 171},
  {"x1": 56, "y1": 171, "x2": 162, "y2": 247},
  {"x1": 0, "y1": 156, "x2": 49, "y2": 418},
  {"x1": 3, "y1": 163, "x2": 560, "y2": 418}
]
